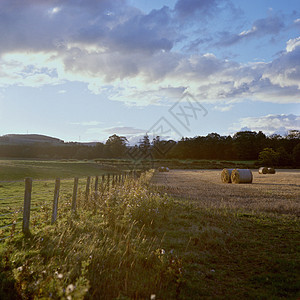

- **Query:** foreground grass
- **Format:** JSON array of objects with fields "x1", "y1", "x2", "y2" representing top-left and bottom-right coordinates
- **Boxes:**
[{"x1": 0, "y1": 172, "x2": 299, "y2": 299}]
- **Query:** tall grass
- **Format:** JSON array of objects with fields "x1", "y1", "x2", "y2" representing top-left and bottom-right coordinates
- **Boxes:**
[{"x1": 0, "y1": 171, "x2": 182, "y2": 299}]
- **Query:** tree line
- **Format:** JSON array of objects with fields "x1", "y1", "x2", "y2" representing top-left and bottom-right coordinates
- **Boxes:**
[{"x1": 0, "y1": 131, "x2": 299, "y2": 167}]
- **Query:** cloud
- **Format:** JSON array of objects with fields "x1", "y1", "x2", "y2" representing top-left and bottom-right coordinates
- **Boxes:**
[
  {"x1": 217, "y1": 14, "x2": 285, "y2": 46},
  {"x1": 262, "y1": 37, "x2": 300, "y2": 89},
  {"x1": 70, "y1": 121, "x2": 103, "y2": 126},
  {"x1": 231, "y1": 114, "x2": 300, "y2": 136},
  {"x1": 0, "y1": 0, "x2": 299, "y2": 107},
  {"x1": 83, "y1": 126, "x2": 147, "y2": 145},
  {"x1": 0, "y1": 0, "x2": 174, "y2": 55},
  {"x1": 213, "y1": 104, "x2": 234, "y2": 112},
  {"x1": 103, "y1": 126, "x2": 146, "y2": 135},
  {"x1": 174, "y1": 0, "x2": 218, "y2": 18}
]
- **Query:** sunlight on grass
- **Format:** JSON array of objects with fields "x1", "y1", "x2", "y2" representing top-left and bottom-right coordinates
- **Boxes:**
[{"x1": 0, "y1": 170, "x2": 299, "y2": 299}]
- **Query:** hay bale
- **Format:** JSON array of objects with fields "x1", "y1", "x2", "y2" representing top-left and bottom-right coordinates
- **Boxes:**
[
  {"x1": 158, "y1": 166, "x2": 169, "y2": 172},
  {"x1": 221, "y1": 168, "x2": 234, "y2": 183},
  {"x1": 231, "y1": 169, "x2": 253, "y2": 184},
  {"x1": 258, "y1": 167, "x2": 268, "y2": 174},
  {"x1": 267, "y1": 167, "x2": 276, "y2": 174},
  {"x1": 158, "y1": 167, "x2": 164, "y2": 172}
]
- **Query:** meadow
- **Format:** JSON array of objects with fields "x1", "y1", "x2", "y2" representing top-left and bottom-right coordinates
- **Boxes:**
[
  {"x1": 0, "y1": 161, "x2": 299, "y2": 299},
  {"x1": 0, "y1": 159, "x2": 116, "y2": 181}
]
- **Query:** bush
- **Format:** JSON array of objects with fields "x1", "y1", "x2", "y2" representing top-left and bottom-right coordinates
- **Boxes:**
[{"x1": 258, "y1": 148, "x2": 279, "y2": 166}]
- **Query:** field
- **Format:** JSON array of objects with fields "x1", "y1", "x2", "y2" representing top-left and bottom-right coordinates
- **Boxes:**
[
  {"x1": 0, "y1": 166, "x2": 299, "y2": 299},
  {"x1": 0, "y1": 159, "x2": 118, "y2": 181},
  {"x1": 151, "y1": 169, "x2": 300, "y2": 216}
]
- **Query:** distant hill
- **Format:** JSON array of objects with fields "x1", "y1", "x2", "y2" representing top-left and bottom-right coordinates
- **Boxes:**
[{"x1": 0, "y1": 134, "x2": 64, "y2": 145}]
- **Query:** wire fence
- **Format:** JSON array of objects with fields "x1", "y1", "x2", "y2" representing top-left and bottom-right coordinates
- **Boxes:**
[{"x1": 0, "y1": 171, "x2": 138, "y2": 241}]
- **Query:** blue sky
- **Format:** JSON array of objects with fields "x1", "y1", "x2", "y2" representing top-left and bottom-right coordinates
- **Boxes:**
[{"x1": 0, "y1": 0, "x2": 299, "y2": 144}]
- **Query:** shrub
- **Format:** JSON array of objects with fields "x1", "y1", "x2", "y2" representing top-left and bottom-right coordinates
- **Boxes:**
[{"x1": 258, "y1": 148, "x2": 279, "y2": 166}]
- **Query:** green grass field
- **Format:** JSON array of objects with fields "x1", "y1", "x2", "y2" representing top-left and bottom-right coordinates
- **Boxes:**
[
  {"x1": 0, "y1": 163, "x2": 299, "y2": 299},
  {"x1": 0, "y1": 159, "x2": 116, "y2": 181}
]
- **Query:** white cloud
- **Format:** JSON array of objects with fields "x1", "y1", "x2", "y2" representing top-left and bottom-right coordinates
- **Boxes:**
[
  {"x1": 213, "y1": 104, "x2": 234, "y2": 112},
  {"x1": 103, "y1": 126, "x2": 146, "y2": 135},
  {"x1": 286, "y1": 37, "x2": 300, "y2": 53},
  {"x1": 70, "y1": 121, "x2": 103, "y2": 126},
  {"x1": 230, "y1": 114, "x2": 300, "y2": 136},
  {"x1": 48, "y1": 7, "x2": 62, "y2": 16}
]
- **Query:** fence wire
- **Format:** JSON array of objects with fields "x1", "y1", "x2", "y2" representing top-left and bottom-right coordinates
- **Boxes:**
[{"x1": 1, "y1": 173, "x2": 131, "y2": 242}]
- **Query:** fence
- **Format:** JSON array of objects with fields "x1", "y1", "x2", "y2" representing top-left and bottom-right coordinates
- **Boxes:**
[{"x1": 0, "y1": 171, "x2": 138, "y2": 241}]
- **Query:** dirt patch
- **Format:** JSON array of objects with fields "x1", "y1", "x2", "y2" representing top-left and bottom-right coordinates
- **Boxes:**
[{"x1": 151, "y1": 169, "x2": 300, "y2": 216}]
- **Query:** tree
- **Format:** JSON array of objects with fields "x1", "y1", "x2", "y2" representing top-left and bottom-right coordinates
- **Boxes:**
[
  {"x1": 233, "y1": 131, "x2": 259, "y2": 160},
  {"x1": 139, "y1": 135, "x2": 151, "y2": 156},
  {"x1": 292, "y1": 143, "x2": 300, "y2": 166},
  {"x1": 277, "y1": 147, "x2": 292, "y2": 166},
  {"x1": 105, "y1": 134, "x2": 128, "y2": 158},
  {"x1": 258, "y1": 148, "x2": 279, "y2": 166}
]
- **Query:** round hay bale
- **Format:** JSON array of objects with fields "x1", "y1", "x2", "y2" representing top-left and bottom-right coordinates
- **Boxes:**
[
  {"x1": 231, "y1": 169, "x2": 253, "y2": 184},
  {"x1": 267, "y1": 167, "x2": 276, "y2": 174},
  {"x1": 258, "y1": 167, "x2": 268, "y2": 174},
  {"x1": 221, "y1": 168, "x2": 234, "y2": 183}
]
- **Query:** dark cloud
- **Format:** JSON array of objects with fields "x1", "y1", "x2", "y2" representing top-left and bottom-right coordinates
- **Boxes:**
[
  {"x1": 109, "y1": 6, "x2": 174, "y2": 54},
  {"x1": 0, "y1": 0, "x2": 175, "y2": 55},
  {"x1": 217, "y1": 15, "x2": 285, "y2": 46},
  {"x1": 174, "y1": 0, "x2": 218, "y2": 18},
  {"x1": 0, "y1": 0, "x2": 299, "y2": 106}
]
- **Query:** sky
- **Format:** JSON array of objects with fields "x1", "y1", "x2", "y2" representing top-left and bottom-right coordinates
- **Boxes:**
[{"x1": 0, "y1": 0, "x2": 299, "y2": 144}]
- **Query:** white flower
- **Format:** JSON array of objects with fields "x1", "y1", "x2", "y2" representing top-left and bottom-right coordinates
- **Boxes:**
[
  {"x1": 150, "y1": 294, "x2": 156, "y2": 300},
  {"x1": 66, "y1": 284, "x2": 75, "y2": 294},
  {"x1": 56, "y1": 273, "x2": 63, "y2": 279}
]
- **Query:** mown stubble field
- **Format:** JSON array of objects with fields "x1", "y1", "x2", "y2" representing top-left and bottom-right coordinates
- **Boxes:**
[{"x1": 151, "y1": 169, "x2": 300, "y2": 216}]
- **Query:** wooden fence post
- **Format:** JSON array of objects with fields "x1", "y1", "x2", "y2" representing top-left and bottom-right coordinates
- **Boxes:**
[
  {"x1": 101, "y1": 174, "x2": 105, "y2": 192},
  {"x1": 107, "y1": 174, "x2": 110, "y2": 191},
  {"x1": 72, "y1": 177, "x2": 79, "y2": 213},
  {"x1": 112, "y1": 174, "x2": 115, "y2": 187},
  {"x1": 51, "y1": 178, "x2": 60, "y2": 224},
  {"x1": 22, "y1": 178, "x2": 32, "y2": 235},
  {"x1": 85, "y1": 176, "x2": 91, "y2": 200},
  {"x1": 95, "y1": 176, "x2": 99, "y2": 193},
  {"x1": 94, "y1": 176, "x2": 99, "y2": 202}
]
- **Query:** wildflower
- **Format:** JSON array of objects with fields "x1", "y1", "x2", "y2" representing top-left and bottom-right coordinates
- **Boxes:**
[
  {"x1": 150, "y1": 294, "x2": 156, "y2": 300},
  {"x1": 160, "y1": 249, "x2": 165, "y2": 255},
  {"x1": 17, "y1": 266, "x2": 23, "y2": 272},
  {"x1": 55, "y1": 272, "x2": 63, "y2": 279},
  {"x1": 66, "y1": 284, "x2": 75, "y2": 294}
]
